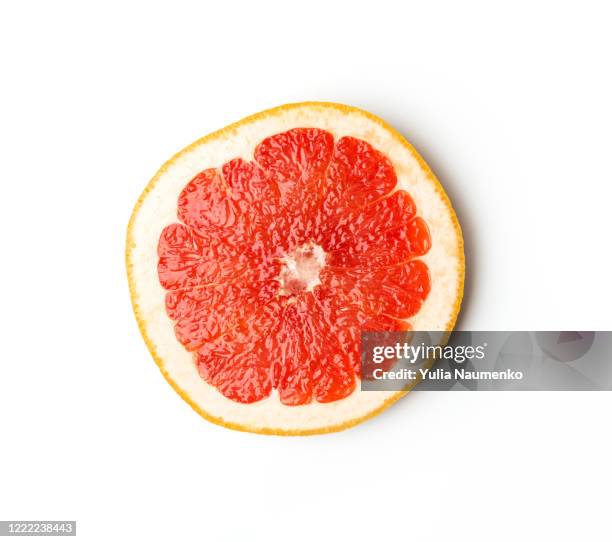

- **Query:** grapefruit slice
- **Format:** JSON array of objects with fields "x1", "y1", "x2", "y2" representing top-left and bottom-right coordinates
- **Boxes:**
[{"x1": 126, "y1": 102, "x2": 464, "y2": 435}]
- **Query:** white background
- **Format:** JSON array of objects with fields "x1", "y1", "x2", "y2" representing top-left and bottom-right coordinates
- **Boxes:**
[{"x1": 1, "y1": 1, "x2": 611, "y2": 541}]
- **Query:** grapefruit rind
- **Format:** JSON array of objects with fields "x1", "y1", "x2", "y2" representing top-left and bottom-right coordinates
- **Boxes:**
[{"x1": 126, "y1": 102, "x2": 465, "y2": 435}]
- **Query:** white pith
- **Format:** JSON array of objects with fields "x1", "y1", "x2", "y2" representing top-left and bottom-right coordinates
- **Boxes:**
[
  {"x1": 278, "y1": 242, "x2": 326, "y2": 295},
  {"x1": 128, "y1": 104, "x2": 463, "y2": 433}
]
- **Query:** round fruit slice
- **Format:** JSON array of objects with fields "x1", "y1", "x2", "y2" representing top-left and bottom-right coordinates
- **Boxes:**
[{"x1": 126, "y1": 102, "x2": 464, "y2": 435}]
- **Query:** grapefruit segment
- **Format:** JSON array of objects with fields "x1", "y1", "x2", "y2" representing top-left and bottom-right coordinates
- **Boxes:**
[
  {"x1": 157, "y1": 223, "x2": 255, "y2": 289},
  {"x1": 127, "y1": 102, "x2": 464, "y2": 435},
  {"x1": 254, "y1": 128, "x2": 334, "y2": 185},
  {"x1": 322, "y1": 191, "x2": 422, "y2": 268},
  {"x1": 324, "y1": 135, "x2": 397, "y2": 212},
  {"x1": 255, "y1": 128, "x2": 334, "y2": 251},
  {"x1": 196, "y1": 302, "x2": 281, "y2": 404},
  {"x1": 321, "y1": 260, "x2": 431, "y2": 320},
  {"x1": 177, "y1": 168, "x2": 235, "y2": 234},
  {"x1": 157, "y1": 223, "x2": 207, "y2": 290},
  {"x1": 165, "y1": 274, "x2": 278, "y2": 351}
]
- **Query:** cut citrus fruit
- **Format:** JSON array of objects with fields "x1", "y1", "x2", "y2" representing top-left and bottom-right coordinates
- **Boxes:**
[{"x1": 126, "y1": 102, "x2": 464, "y2": 435}]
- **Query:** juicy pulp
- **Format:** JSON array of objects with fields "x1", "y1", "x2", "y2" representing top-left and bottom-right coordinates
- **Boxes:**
[{"x1": 157, "y1": 128, "x2": 431, "y2": 405}]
